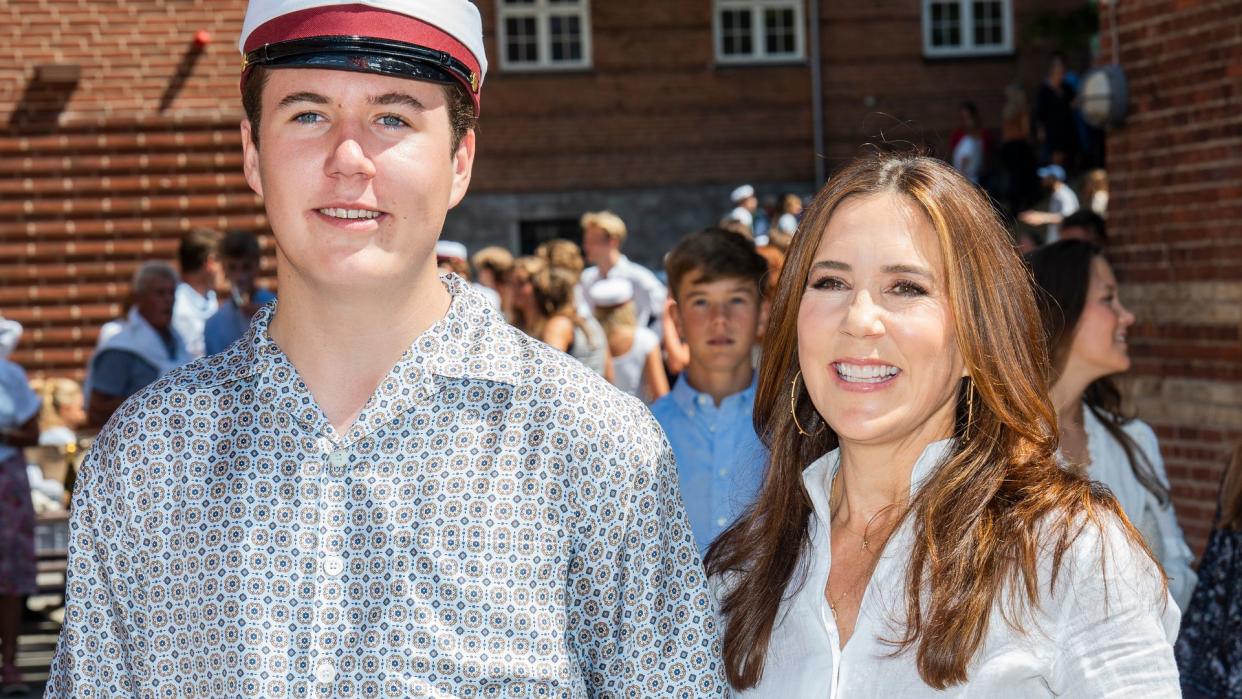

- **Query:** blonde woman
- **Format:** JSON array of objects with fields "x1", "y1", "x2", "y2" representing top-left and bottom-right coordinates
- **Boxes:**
[{"x1": 589, "y1": 278, "x2": 667, "y2": 403}]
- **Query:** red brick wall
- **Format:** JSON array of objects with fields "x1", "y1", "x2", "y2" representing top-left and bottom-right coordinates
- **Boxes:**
[
  {"x1": 2, "y1": 0, "x2": 1081, "y2": 381},
  {"x1": 1098, "y1": 0, "x2": 1242, "y2": 554}
]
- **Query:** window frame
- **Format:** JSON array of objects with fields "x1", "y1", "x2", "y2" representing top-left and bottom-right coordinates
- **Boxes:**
[
  {"x1": 496, "y1": 0, "x2": 594, "y2": 72},
  {"x1": 712, "y1": 0, "x2": 807, "y2": 65},
  {"x1": 921, "y1": 0, "x2": 1014, "y2": 58}
]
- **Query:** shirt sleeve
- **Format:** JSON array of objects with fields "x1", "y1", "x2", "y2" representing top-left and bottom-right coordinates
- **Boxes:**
[
  {"x1": 565, "y1": 407, "x2": 727, "y2": 697},
  {"x1": 46, "y1": 436, "x2": 141, "y2": 698},
  {"x1": 1134, "y1": 422, "x2": 1198, "y2": 610},
  {"x1": 0, "y1": 360, "x2": 40, "y2": 429},
  {"x1": 1050, "y1": 515, "x2": 1181, "y2": 698}
]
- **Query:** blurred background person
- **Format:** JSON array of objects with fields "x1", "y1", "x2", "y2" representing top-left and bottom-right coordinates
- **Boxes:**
[
  {"x1": 0, "y1": 352, "x2": 39, "y2": 695},
  {"x1": 1176, "y1": 443, "x2": 1242, "y2": 699},
  {"x1": 579, "y1": 211, "x2": 666, "y2": 335},
  {"x1": 437, "y1": 240, "x2": 500, "y2": 311},
  {"x1": 1059, "y1": 209, "x2": 1108, "y2": 247},
  {"x1": 724, "y1": 185, "x2": 759, "y2": 235},
  {"x1": 1034, "y1": 52, "x2": 1079, "y2": 167},
  {"x1": 1027, "y1": 239, "x2": 1197, "y2": 610},
  {"x1": 85, "y1": 262, "x2": 189, "y2": 428},
  {"x1": 0, "y1": 316, "x2": 19, "y2": 361},
  {"x1": 998, "y1": 83, "x2": 1040, "y2": 218},
  {"x1": 536, "y1": 238, "x2": 591, "y2": 318},
  {"x1": 590, "y1": 278, "x2": 667, "y2": 403},
  {"x1": 205, "y1": 230, "x2": 276, "y2": 356},
  {"x1": 652, "y1": 228, "x2": 769, "y2": 554},
  {"x1": 950, "y1": 101, "x2": 989, "y2": 185},
  {"x1": 1084, "y1": 168, "x2": 1109, "y2": 218},
  {"x1": 171, "y1": 228, "x2": 224, "y2": 359},
  {"x1": 32, "y1": 377, "x2": 86, "y2": 447},
  {"x1": 471, "y1": 245, "x2": 515, "y2": 319},
  {"x1": 1020, "y1": 164, "x2": 1079, "y2": 243},
  {"x1": 511, "y1": 257, "x2": 610, "y2": 380},
  {"x1": 774, "y1": 193, "x2": 803, "y2": 236}
]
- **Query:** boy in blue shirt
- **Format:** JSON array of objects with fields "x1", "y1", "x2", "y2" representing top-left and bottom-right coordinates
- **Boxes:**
[{"x1": 652, "y1": 228, "x2": 770, "y2": 553}]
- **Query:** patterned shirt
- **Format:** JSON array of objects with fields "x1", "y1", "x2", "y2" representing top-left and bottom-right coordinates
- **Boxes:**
[{"x1": 48, "y1": 274, "x2": 725, "y2": 698}]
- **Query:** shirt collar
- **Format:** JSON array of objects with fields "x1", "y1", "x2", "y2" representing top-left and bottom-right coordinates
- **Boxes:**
[
  {"x1": 188, "y1": 273, "x2": 522, "y2": 393},
  {"x1": 801, "y1": 437, "x2": 956, "y2": 535},
  {"x1": 669, "y1": 371, "x2": 758, "y2": 417}
]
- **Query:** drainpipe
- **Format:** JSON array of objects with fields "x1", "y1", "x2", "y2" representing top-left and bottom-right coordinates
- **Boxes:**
[{"x1": 809, "y1": 0, "x2": 825, "y2": 187}]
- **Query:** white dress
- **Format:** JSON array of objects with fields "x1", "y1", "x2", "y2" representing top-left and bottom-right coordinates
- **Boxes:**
[
  {"x1": 717, "y1": 439, "x2": 1180, "y2": 698},
  {"x1": 610, "y1": 326, "x2": 659, "y2": 402},
  {"x1": 1079, "y1": 406, "x2": 1198, "y2": 611}
]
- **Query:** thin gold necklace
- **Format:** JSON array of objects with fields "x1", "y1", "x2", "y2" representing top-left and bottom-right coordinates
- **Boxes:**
[{"x1": 826, "y1": 471, "x2": 903, "y2": 615}]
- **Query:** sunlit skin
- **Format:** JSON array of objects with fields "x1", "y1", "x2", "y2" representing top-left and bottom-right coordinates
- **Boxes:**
[
  {"x1": 135, "y1": 275, "x2": 177, "y2": 333},
  {"x1": 1050, "y1": 256, "x2": 1137, "y2": 466},
  {"x1": 796, "y1": 192, "x2": 966, "y2": 646},
  {"x1": 582, "y1": 224, "x2": 619, "y2": 270},
  {"x1": 671, "y1": 275, "x2": 767, "y2": 405},
  {"x1": 238, "y1": 68, "x2": 475, "y2": 433}
]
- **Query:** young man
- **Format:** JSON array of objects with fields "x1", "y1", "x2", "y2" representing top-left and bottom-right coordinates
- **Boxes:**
[
  {"x1": 48, "y1": 2, "x2": 723, "y2": 696},
  {"x1": 204, "y1": 229, "x2": 276, "y2": 355},
  {"x1": 1019, "y1": 164, "x2": 1080, "y2": 243},
  {"x1": 578, "y1": 210, "x2": 667, "y2": 334},
  {"x1": 171, "y1": 227, "x2": 224, "y2": 358},
  {"x1": 651, "y1": 228, "x2": 770, "y2": 554}
]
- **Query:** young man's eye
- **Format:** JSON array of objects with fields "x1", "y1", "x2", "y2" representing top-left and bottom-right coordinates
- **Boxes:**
[
  {"x1": 292, "y1": 112, "x2": 322, "y2": 125},
  {"x1": 890, "y1": 280, "x2": 928, "y2": 296},
  {"x1": 378, "y1": 114, "x2": 409, "y2": 129}
]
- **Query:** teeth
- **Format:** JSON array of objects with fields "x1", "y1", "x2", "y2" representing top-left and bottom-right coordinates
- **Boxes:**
[
  {"x1": 834, "y1": 363, "x2": 899, "y2": 383},
  {"x1": 319, "y1": 207, "x2": 381, "y2": 220}
]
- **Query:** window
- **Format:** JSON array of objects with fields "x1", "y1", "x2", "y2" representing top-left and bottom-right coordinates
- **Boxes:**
[
  {"x1": 519, "y1": 218, "x2": 581, "y2": 254},
  {"x1": 713, "y1": 0, "x2": 805, "y2": 64},
  {"x1": 922, "y1": 0, "x2": 1013, "y2": 57},
  {"x1": 497, "y1": 0, "x2": 592, "y2": 71}
]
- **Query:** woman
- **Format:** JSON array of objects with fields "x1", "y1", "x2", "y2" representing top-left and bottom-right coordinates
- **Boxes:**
[
  {"x1": 1027, "y1": 240, "x2": 1197, "y2": 610},
  {"x1": 32, "y1": 377, "x2": 86, "y2": 447},
  {"x1": 510, "y1": 256, "x2": 611, "y2": 379},
  {"x1": 1177, "y1": 444, "x2": 1242, "y2": 698},
  {"x1": 589, "y1": 278, "x2": 667, "y2": 403},
  {"x1": 706, "y1": 154, "x2": 1178, "y2": 696}
]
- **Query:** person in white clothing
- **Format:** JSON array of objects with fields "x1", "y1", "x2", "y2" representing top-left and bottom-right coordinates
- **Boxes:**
[
  {"x1": 578, "y1": 210, "x2": 667, "y2": 334},
  {"x1": 706, "y1": 154, "x2": 1178, "y2": 697},
  {"x1": 1027, "y1": 239, "x2": 1197, "y2": 610},
  {"x1": 725, "y1": 184, "x2": 759, "y2": 231},
  {"x1": 589, "y1": 278, "x2": 667, "y2": 403},
  {"x1": 171, "y1": 228, "x2": 224, "y2": 358},
  {"x1": 1019, "y1": 164, "x2": 1079, "y2": 242}
]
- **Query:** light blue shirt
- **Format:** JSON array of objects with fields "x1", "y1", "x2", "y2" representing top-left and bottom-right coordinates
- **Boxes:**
[
  {"x1": 203, "y1": 289, "x2": 277, "y2": 356},
  {"x1": 651, "y1": 372, "x2": 768, "y2": 553}
]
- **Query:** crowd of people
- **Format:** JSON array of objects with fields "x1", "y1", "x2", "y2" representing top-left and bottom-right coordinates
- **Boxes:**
[{"x1": 0, "y1": 0, "x2": 1237, "y2": 696}]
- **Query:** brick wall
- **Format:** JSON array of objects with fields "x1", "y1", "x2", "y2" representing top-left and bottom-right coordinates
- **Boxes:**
[
  {"x1": 1098, "y1": 0, "x2": 1242, "y2": 555},
  {"x1": 3, "y1": 0, "x2": 1081, "y2": 381}
]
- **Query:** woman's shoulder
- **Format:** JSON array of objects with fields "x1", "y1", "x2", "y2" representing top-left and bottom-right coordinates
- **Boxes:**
[{"x1": 1086, "y1": 406, "x2": 1160, "y2": 454}]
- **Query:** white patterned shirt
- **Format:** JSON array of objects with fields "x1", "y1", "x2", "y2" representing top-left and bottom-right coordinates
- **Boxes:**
[{"x1": 48, "y1": 274, "x2": 725, "y2": 698}]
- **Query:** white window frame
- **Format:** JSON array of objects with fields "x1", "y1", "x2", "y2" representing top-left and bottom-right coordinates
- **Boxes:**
[
  {"x1": 496, "y1": 0, "x2": 593, "y2": 72},
  {"x1": 922, "y1": 0, "x2": 1014, "y2": 58},
  {"x1": 713, "y1": 0, "x2": 806, "y2": 65}
]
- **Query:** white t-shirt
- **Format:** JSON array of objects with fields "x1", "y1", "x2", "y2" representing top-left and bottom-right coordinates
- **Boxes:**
[
  {"x1": 172, "y1": 282, "x2": 218, "y2": 359},
  {"x1": 952, "y1": 134, "x2": 984, "y2": 183},
  {"x1": 1046, "y1": 183, "x2": 1080, "y2": 243}
]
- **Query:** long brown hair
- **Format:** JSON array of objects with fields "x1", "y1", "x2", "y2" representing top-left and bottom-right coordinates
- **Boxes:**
[
  {"x1": 705, "y1": 153, "x2": 1155, "y2": 689},
  {"x1": 1025, "y1": 240, "x2": 1169, "y2": 506},
  {"x1": 1220, "y1": 444, "x2": 1242, "y2": 530}
]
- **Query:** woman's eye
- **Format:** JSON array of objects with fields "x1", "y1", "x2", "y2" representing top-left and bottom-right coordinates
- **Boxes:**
[
  {"x1": 810, "y1": 276, "x2": 846, "y2": 291},
  {"x1": 891, "y1": 280, "x2": 928, "y2": 296}
]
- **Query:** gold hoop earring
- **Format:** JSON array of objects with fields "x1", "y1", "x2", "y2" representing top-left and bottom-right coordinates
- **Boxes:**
[
  {"x1": 964, "y1": 377, "x2": 975, "y2": 444},
  {"x1": 790, "y1": 370, "x2": 825, "y2": 437}
]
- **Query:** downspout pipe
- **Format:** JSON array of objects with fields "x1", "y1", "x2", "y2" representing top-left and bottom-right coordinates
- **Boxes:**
[{"x1": 809, "y1": 0, "x2": 825, "y2": 187}]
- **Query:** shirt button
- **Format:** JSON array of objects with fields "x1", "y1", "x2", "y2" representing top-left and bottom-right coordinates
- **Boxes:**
[
  {"x1": 708, "y1": 425, "x2": 717, "y2": 433},
  {"x1": 697, "y1": 395, "x2": 710, "y2": 406},
  {"x1": 716, "y1": 517, "x2": 728, "y2": 527},
  {"x1": 315, "y1": 659, "x2": 336, "y2": 683},
  {"x1": 322, "y1": 555, "x2": 345, "y2": 577},
  {"x1": 328, "y1": 451, "x2": 348, "y2": 469},
  {"x1": 718, "y1": 468, "x2": 728, "y2": 477}
]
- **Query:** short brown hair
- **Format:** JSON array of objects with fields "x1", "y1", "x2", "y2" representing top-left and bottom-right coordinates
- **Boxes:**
[
  {"x1": 241, "y1": 66, "x2": 477, "y2": 152},
  {"x1": 178, "y1": 228, "x2": 222, "y2": 273},
  {"x1": 219, "y1": 230, "x2": 262, "y2": 262},
  {"x1": 471, "y1": 246, "x2": 514, "y2": 279},
  {"x1": 665, "y1": 227, "x2": 768, "y2": 302},
  {"x1": 535, "y1": 239, "x2": 585, "y2": 277}
]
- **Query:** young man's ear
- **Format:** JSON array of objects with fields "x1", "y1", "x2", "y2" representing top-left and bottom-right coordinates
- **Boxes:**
[
  {"x1": 668, "y1": 298, "x2": 684, "y2": 339},
  {"x1": 448, "y1": 129, "x2": 476, "y2": 210},
  {"x1": 240, "y1": 119, "x2": 263, "y2": 199}
]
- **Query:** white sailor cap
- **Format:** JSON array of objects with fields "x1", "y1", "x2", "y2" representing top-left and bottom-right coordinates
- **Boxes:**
[
  {"x1": 731, "y1": 184, "x2": 755, "y2": 203},
  {"x1": 435, "y1": 240, "x2": 469, "y2": 261},
  {"x1": 0, "y1": 316, "x2": 21, "y2": 359},
  {"x1": 239, "y1": 0, "x2": 488, "y2": 114},
  {"x1": 588, "y1": 278, "x2": 635, "y2": 308}
]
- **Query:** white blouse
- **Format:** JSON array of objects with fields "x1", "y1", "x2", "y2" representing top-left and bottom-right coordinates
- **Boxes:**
[
  {"x1": 721, "y1": 439, "x2": 1181, "y2": 698},
  {"x1": 1079, "y1": 406, "x2": 1198, "y2": 610}
]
